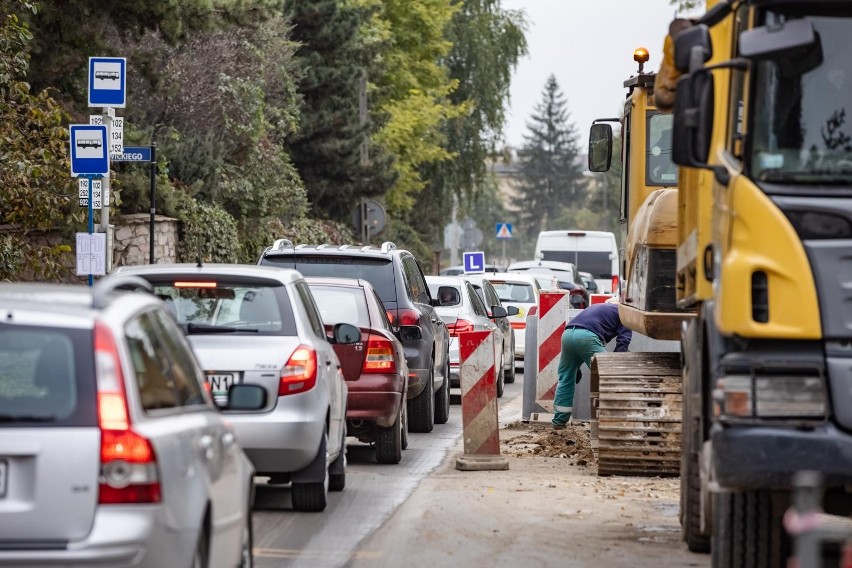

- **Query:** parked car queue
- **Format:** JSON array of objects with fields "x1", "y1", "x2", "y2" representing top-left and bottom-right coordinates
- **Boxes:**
[{"x1": 0, "y1": 240, "x2": 523, "y2": 568}]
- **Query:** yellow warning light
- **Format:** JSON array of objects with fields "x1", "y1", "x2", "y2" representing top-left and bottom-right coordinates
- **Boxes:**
[{"x1": 633, "y1": 47, "x2": 650, "y2": 64}]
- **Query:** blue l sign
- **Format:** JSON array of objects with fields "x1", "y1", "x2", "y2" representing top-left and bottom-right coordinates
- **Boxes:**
[
  {"x1": 463, "y1": 251, "x2": 486, "y2": 274},
  {"x1": 69, "y1": 124, "x2": 109, "y2": 177},
  {"x1": 88, "y1": 57, "x2": 127, "y2": 108}
]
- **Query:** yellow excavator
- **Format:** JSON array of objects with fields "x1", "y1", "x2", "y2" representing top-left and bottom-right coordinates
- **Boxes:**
[{"x1": 592, "y1": 1, "x2": 852, "y2": 565}]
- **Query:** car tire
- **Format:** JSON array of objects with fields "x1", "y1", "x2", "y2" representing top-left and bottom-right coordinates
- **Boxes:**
[
  {"x1": 401, "y1": 401, "x2": 409, "y2": 450},
  {"x1": 504, "y1": 343, "x2": 516, "y2": 384},
  {"x1": 375, "y1": 407, "x2": 403, "y2": 464},
  {"x1": 434, "y1": 356, "x2": 450, "y2": 425},
  {"x1": 191, "y1": 523, "x2": 209, "y2": 568},
  {"x1": 291, "y1": 431, "x2": 329, "y2": 512},
  {"x1": 408, "y1": 363, "x2": 435, "y2": 433},
  {"x1": 239, "y1": 505, "x2": 253, "y2": 568},
  {"x1": 329, "y1": 438, "x2": 346, "y2": 492},
  {"x1": 496, "y1": 355, "x2": 505, "y2": 398}
]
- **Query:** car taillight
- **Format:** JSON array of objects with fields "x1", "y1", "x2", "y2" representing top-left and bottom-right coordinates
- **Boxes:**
[
  {"x1": 447, "y1": 319, "x2": 474, "y2": 337},
  {"x1": 529, "y1": 305, "x2": 538, "y2": 316},
  {"x1": 386, "y1": 310, "x2": 395, "y2": 325},
  {"x1": 612, "y1": 275, "x2": 619, "y2": 293},
  {"x1": 94, "y1": 322, "x2": 161, "y2": 505},
  {"x1": 398, "y1": 309, "x2": 420, "y2": 326},
  {"x1": 362, "y1": 334, "x2": 397, "y2": 374},
  {"x1": 279, "y1": 346, "x2": 318, "y2": 395}
]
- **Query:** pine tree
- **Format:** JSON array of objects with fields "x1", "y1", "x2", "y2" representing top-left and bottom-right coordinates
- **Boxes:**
[
  {"x1": 285, "y1": 0, "x2": 394, "y2": 220},
  {"x1": 514, "y1": 74, "x2": 584, "y2": 243}
]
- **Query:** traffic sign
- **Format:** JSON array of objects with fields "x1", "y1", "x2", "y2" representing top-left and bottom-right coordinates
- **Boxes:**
[
  {"x1": 88, "y1": 57, "x2": 126, "y2": 108},
  {"x1": 69, "y1": 124, "x2": 109, "y2": 177},
  {"x1": 111, "y1": 146, "x2": 152, "y2": 163},
  {"x1": 496, "y1": 223, "x2": 513, "y2": 240},
  {"x1": 463, "y1": 251, "x2": 486, "y2": 274}
]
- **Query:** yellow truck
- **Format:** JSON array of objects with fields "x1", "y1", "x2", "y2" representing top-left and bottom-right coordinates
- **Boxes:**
[{"x1": 592, "y1": 0, "x2": 852, "y2": 564}]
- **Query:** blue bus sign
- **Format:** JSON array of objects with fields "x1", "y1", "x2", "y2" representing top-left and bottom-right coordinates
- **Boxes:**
[
  {"x1": 88, "y1": 57, "x2": 127, "y2": 108},
  {"x1": 69, "y1": 124, "x2": 109, "y2": 177},
  {"x1": 111, "y1": 146, "x2": 152, "y2": 163}
]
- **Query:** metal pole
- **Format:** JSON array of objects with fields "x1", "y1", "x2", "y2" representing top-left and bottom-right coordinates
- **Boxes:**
[
  {"x1": 149, "y1": 143, "x2": 157, "y2": 264},
  {"x1": 87, "y1": 176, "x2": 94, "y2": 287},
  {"x1": 522, "y1": 314, "x2": 538, "y2": 421}
]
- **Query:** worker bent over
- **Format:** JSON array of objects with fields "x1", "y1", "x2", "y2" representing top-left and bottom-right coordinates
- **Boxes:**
[{"x1": 552, "y1": 301, "x2": 632, "y2": 429}]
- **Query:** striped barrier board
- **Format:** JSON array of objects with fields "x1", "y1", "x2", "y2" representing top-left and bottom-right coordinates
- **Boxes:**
[
  {"x1": 590, "y1": 293, "x2": 614, "y2": 305},
  {"x1": 456, "y1": 330, "x2": 508, "y2": 471},
  {"x1": 535, "y1": 292, "x2": 569, "y2": 413}
]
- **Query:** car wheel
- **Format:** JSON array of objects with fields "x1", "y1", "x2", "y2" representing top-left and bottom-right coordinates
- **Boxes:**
[
  {"x1": 504, "y1": 339, "x2": 516, "y2": 383},
  {"x1": 434, "y1": 356, "x2": 450, "y2": 425},
  {"x1": 239, "y1": 507, "x2": 253, "y2": 568},
  {"x1": 407, "y1": 362, "x2": 435, "y2": 433},
  {"x1": 191, "y1": 524, "x2": 209, "y2": 568},
  {"x1": 329, "y1": 438, "x2": 346, "y2": 492},
  {"x1": 375, "y1": 407, "x2": 403, "y2": 464},
  {"x1": 496, "y1": 354, "x2": 505, "y2": 398},
  {"x1": 401, "y1": 400, "x2": 409, "y2": 450},
  {"x1": 291, "y1": 431, "x2": 329, "y2": 512}
]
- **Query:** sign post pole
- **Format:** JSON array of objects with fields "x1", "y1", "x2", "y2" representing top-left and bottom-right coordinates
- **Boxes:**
[
  {"x1": 149, "y1": 143, "x2": 157, "y2": 264},
  {"x1": 87, "y1": 175, "x2": 95, "y2": 287}
]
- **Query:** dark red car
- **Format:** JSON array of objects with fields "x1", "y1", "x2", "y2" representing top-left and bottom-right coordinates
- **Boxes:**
[{"x1": 306, "y1": 277, "x2": 408, "y2": 464}]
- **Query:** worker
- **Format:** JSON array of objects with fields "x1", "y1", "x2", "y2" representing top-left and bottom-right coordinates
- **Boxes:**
[{"x1": 552, "y1": 299, "x2": 632, "y2": 430}]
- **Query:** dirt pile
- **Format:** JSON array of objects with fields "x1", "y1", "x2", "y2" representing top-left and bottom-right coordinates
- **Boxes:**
[{"x1": 501, "y1": 421, "x2": 596, "y2": 467}]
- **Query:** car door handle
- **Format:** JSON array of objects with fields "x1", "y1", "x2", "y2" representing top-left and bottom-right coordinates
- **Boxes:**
[{"x1": 199, "y1": 435, "x2": 215, "y2": 461}]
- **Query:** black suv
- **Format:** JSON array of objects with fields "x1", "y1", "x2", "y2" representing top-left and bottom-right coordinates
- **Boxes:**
[{"x1": 259, "y1": 240, "x2": 450, "y2": 433}]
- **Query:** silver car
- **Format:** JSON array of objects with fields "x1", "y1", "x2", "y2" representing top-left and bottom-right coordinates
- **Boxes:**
[
  {"x1": 425, "y1": 275, "x2": 506, "y2": 398},
  {"x1": 465, "y1": 275, "x2": 519, "y2": 384},
  {"x1": 0, "y1": 277, "x2": 257, "y2": 568},
  {"x1": 114, "y1": 264, "x2": 358, "y2": 513}
]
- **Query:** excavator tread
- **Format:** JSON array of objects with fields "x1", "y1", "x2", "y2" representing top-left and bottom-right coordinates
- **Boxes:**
[{"x1": 591, "y1": 352, "x2": 682, "y2": 477}]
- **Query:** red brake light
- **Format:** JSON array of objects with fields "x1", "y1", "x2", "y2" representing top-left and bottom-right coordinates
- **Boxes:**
[
  {"x1": 279, "y1": 346, "x2": 318, "y2": 395},
  {"x1": 398, "y1": 309, "x2": 420, "y2": 326},
  {"x1": 362, "y1": 334, "x2": 397, "y2": 374},
  {"x1": 447, "y1": 319, "x2": 475, "y2": 337},
  {"x1": 174, "y1": 281, "x2": 217, "y2": 288},
  {"x1": 94, "y1": 322, "x2": 160, "y2": 505},
  {"x1": 612, "y1": 275, "x2": 619, "y2": 293}
]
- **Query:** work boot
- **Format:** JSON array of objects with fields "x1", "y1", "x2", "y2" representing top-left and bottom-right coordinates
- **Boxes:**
[{"x1": 552, "y1": 422, "x2": 567, "y2": 430}]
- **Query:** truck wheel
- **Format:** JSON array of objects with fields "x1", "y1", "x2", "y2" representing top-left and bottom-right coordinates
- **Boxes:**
[
  {"x1": 729, "y1": 491, "x2": 786, "y2": 567},
  {"x1": 434, "y1": 357, "x2": 450, "y2": 425},
  {"x1": 681, "y1": 364, "x2": 709, "y2": 551},
  {"x1": 711, "y1": 492, "x2": 732, "y2": 568},
  {"x1": 407, "y1": 364, "x2": 434, "y2": 433}
]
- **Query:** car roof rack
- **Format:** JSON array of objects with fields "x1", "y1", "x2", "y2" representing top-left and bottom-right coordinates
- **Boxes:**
[
  {"x1": 92, "y1": 275, "x2": 154, "y2": 309},
  {"x1": 271, "y1": 238, "x2": 293, "y2": 251},
  {"x1": 380, "y1": 241, "x2": 397, "y2": 253}
]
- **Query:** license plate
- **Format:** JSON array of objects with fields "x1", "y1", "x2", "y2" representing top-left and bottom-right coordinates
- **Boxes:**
[
  {"x1": 206, "y1": 373, "x2": 235, "y2": 395},
  {"x1": 0, "y1": 460, "x2": 7, "y2": 498}
]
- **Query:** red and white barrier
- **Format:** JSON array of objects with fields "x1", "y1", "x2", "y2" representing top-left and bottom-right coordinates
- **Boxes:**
[
  {"x1": 536, "y1": 291, "x2": 569, "y2": 412},
  {"x1": 456, "y1": 330, "x2": 509, "y2": 471},
  {"x1": 590, "y1": 293, "x2": 614, "y2": 305}
]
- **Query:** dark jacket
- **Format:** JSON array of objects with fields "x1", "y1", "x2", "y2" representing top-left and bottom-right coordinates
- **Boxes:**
[{"x1": 566, "y1": 303, "x2": 632, "y2": 352}]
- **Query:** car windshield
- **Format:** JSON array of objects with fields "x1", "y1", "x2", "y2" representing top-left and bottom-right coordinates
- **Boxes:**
[
  {"x1": 750, "y1": 13, "x2": 852, "y2": 184},
  {"x1": 647, "y1": 112, "x2": 678, "y2": 185},
  {"x1": 308, "y1": 285, "x2": 370, "y2": 327},
  {"x1": 0, "y1": 325, "x2": 96, "y2": 426},
  {"x1": 489, "y1": 282, "x2": 535, "y2": 303},
  {"x1": 262, "y1": 255, "x2": 397, "y2": 305},
  {"x1": 540, "y1": 251, "x2": 612, "y2": 278},
  {"x1": 152, "y1": 280, "x2": 297, "y2": 335}
]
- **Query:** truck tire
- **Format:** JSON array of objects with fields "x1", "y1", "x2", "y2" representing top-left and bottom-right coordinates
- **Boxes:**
[
  {"x1": 729, "y1": 491, "x2": 786, "y2": 568},
  {"x1": 408, "y1": 364, "x2": 435, "y2": 433},
  {"x1": 680, "y1": 340, "x2": 710, "y2": 552},
  {"x1": 711, "y1": 492, "x2": 732, "y2": 568}
]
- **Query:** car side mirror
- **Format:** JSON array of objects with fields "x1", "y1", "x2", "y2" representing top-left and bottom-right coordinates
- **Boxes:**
[
  {"x1": 226, "y1": 384, "x2": 266, "y2": 411},
  {"x1": 490, "y1": 305, "x2": 508, "y2": 319},
  {"x1": 588, "y1": 123, "x2": 613, "y2": 172},
  {"x1": 332, "y1": 322, "x2": 361, "y2": 344},
  {"x1": 506, "y1": 306, "x2": 520, "y2": 316}
]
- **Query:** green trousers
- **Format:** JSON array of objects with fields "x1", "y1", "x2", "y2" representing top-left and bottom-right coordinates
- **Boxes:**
[{"x1": 552, "y1": 328, "x2": 606, "y2": 427}]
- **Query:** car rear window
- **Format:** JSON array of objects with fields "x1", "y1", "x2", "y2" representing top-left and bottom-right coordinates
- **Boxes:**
[
  {"x1": 308, "y1": 285, "x2": 370, "y2": 327},
  {"x1": 541, "y1": 251, "x2": 612, "y2": 278},
  {"x1": 490, "y1": 282, "x2": 535, "y2": 303},
  {"x1": 261, "y1": 255, "x2": 397, "y2": 305},
  {"x1": 151, "y1": 279, "x2": 297, "y2": 336},
  {"x1": 0, "y1": 324, "x2": 96, "y2": 427}
]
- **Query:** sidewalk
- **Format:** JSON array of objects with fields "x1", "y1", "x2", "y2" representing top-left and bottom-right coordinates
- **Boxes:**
[{"x1": 349, "y1": 396, "x2": 710, "y2": 568}]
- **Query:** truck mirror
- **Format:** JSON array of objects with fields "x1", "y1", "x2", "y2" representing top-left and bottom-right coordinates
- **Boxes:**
[
  {"x1": 672, "y1": 71, "x2": 714, "y2": 168},
  {"x1": 739, "y1": 18, "x2": 818, "y2": 62},
  {"x1": 588, "y1": 123, "x2": 613, "y2": 172},
  {"x1": 674, "y1": 24, "x2": 712, "y2": 73}
]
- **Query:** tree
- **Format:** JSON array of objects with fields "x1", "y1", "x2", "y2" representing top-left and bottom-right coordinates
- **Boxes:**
[
  {"x1": 0, "y1": 0, "x2": 79, "y2": 280},
  {"x1": 514, "y1": 74, "x2": 584, "y2": 243},
  {"x1": 285, "y1": 0, "x2": 395, "y2": 220}
]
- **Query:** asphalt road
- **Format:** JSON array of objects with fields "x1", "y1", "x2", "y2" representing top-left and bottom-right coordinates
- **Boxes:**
[{"x1": 252, "y1": 376, "x2": 523, "y2": 568}]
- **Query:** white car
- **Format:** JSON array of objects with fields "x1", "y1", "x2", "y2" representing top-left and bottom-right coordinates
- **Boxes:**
[
  {"x1": 115, "y1": 264, "x2": 359, "y2": 512},
  {"x1": 425, "y1": 276, "x2": 507, "y2": 398},
  {"x1": 481, "y1": 273, "x2": 543, "y2": 363}
]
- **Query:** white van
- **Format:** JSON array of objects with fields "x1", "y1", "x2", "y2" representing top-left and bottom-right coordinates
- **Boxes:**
[{"x1": 534, "y1": 230, "x2": 619, "y2": 294}]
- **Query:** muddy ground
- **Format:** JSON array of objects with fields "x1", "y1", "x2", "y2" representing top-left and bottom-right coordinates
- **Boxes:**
[{"x1": 351, "y1": 399, "x2": 710, "y2": 568}]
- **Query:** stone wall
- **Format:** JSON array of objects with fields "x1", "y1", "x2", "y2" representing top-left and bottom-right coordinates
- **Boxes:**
[{"x1": 113, "y1": 214, "x2": 179, "y2": 267}]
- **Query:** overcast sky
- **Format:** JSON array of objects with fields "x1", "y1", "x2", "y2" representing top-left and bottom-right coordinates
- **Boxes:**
[{"x1": 501, "y1": 0, "x2": 700, "y2": 148}]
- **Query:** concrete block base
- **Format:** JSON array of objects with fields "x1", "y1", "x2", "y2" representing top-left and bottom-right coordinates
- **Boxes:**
[{"x1": 455, "y1": 454, "x2": 510, "y2": 471}]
